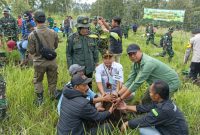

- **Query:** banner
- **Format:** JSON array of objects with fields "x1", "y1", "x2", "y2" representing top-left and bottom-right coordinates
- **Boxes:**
[{"x1": 143, "y1": 8, "x2": 185, "y2": 22}]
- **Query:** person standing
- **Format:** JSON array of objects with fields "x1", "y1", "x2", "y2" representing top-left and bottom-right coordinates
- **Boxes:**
[
  {"x1": 98, "y1": 16, "x2": 123, "y2": 63},
  {"x1": 47, "y1": 15, "x2": 54, "y2": 29},
  {"x1": 159, "y1": 28, "x2": 174, "y2": 62},
  {"x1": 0, "y1": 7, "x2": 18, "y2": 41},
  {"x1": 184, "y1": 28, "x2": 200, "y2": 85},
  {"x1": 67, "y1": 15, "x2": 99, "y2": 88},
  {"x1": 146, "y1": 23, "x2": 157, "y2": 47},
  {"x1": 28, "y1": 10, "x2": 59, "y2": 106},
  {"x1": 17, "y1": 15, "x2": 23, "y2": 33}
]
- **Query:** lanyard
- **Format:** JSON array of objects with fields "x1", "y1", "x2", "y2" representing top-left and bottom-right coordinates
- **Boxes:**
[{"x1": 103, "y1": 64, "x2": 112, "y2": 81}]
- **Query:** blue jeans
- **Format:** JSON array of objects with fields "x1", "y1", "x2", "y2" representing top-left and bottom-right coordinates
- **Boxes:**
[
  {"x1": 139, "y1": 127, "x2": 161, "y2": 135},
  {"x1": 17, "y1": 40, "x2": 28, "y2": 60}
]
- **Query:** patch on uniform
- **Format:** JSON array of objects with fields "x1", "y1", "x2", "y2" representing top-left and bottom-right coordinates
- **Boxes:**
[{"x1": 152, "y1": 109, "x2": 158, "y2": 116}]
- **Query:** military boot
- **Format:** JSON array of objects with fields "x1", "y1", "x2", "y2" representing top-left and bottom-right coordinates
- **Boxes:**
[{"x1": 34, "y1": 92, "x2": 44, "y2": 107}]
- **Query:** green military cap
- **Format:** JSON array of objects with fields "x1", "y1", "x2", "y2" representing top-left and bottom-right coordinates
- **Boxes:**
[
  {"x1": 76, "y1": 16, "x2": 90, "y2": 28},
  {"x1": 2, "y1": 7, "x2": 10, "y2": 14}
]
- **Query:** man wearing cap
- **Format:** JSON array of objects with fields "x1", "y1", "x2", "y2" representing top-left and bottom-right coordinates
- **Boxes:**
[
  {"x1": 95, "y1": 51, "x2": 123, "y2": 96},
  {"x1": 18, "y1": 11, "x2": 35, "y2": 65},
  {"x1": 57, "y1": 74, "x2": 114, "y2": 135},
  {"x1": 67, "y1": 15, "x2": 99, "y2": 88},
  {"x1": 115, "y1": 44, "x2": 180, "y2": 104},
  {"x1": 0, "y1": 7, "x2": 18, "y2": 41},
  {"x1": 184, "y1": 29, "x2": 200, "y2": 85},
  {"x1": 28, "y1": 10, "x2": 59, "y2": 106},
  {"x1": 57, "y1": 64, "x2": 114, "y2": 115},
  {"x1": 159, "y1": 28, "x2": 174, "y2": 62}
]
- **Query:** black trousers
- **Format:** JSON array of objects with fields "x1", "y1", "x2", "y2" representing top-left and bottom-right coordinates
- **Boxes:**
[{"x1": 189, "y1": 62, "x2": 200, "y2": 80}]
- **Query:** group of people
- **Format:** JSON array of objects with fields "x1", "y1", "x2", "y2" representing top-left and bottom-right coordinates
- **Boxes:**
[
  {"x1": 1, "y1": 7, "x2": 200, "y2": 135},
  {"x1": 145, "y1": 23, "x2": 175, "y2": 62}
]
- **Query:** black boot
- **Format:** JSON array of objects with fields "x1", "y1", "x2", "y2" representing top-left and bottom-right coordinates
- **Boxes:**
[{"x1": 34, "y1": 92, "x2": 43, "y2": 107}]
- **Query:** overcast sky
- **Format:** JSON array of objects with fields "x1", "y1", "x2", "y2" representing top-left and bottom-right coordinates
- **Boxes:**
[{"x1": 75, "y1": 0, "x2": 97, "y2": 4}]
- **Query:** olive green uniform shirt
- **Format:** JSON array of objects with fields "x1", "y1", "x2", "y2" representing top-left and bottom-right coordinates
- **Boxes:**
[
  {"x1": 125, "y1": 53, "x2": 180, "y2": 92},
  {"x1": 67, "y1": 32, "x2": 99, "y2": 75}
]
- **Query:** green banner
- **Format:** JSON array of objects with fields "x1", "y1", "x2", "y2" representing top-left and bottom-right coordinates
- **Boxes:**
[{"x1": 143, "y1": 8, "x2": 185, "y2": 22}]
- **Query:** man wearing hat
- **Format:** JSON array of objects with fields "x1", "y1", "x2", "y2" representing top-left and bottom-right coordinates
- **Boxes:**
[
  {"x1": 67, "y1": 15, "x2": 99, "y2": 89},
  {"x1": 57, "y1": 64, "x2": 114, "y2": 115},
  {"x1": 184, "y1": 28, "x2": 200, "y2": 85},
  {"x1": 0, "y1": 7, "x2": 18, "y2": 41},
  {"x1": 159, "y1": 27, "x2": 174, "y2": 62},
  {"x1": 114, "y1": 44, "x2": 180, "y2": 104},
  {"x1": 57, "y1": 74, "x2": 114, "y2": 135},
  {"x1": 28, "y1": 10, "x2": 59, "y2": 106}
]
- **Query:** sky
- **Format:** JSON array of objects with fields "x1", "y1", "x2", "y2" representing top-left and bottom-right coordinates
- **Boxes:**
[{"x1": 75, "y1": 0, "x2": 97, "y2": 4}]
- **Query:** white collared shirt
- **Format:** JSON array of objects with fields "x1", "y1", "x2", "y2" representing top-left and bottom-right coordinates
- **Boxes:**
[
  {"x1": 95, "y1": 62, "x2": 123, "y2": 93},
  {"x1": 190, "y1": 33, "x2": 200, "y2": 62}
]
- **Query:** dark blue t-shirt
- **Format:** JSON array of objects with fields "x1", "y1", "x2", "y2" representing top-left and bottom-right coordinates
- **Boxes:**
[{"x1": 109, "y1": 26, "x2": 122, "y2": 54}]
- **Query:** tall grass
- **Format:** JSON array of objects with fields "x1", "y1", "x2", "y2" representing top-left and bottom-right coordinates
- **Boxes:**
[{"x1": 0, "y1": 27, "x2": 199, "y2": 135}]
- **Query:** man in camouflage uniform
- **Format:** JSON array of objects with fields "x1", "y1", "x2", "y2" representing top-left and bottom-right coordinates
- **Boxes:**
[
  {"x1": 122, "y1": 22, "x2": 129, "y2": 39},
  {"x1": 0, "y1": 74, "x2": 6, "y2": 120},
  {"x1": 90, "y1": 16, "x2": 109, "y2": 55},
  {"x1": 67, "y1": 16, "x2": 99, "y2": 88},
  {"x1": 28, "y1": 10, "x2": 58, "y2": 106},
  {"x1": 160, "y1": 28, "x2": 174, "y2": 62},
  {"x1": 0, "y1": 7, "x2": 18, "y2": 42},
  {"x1": 145, "y1": 23, "x2": 157, "y2": 46}
]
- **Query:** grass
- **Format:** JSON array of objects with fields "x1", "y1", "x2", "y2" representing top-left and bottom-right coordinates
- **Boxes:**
[{"x1": 0, "y1": 27, "x2": 200, "y2": 135}]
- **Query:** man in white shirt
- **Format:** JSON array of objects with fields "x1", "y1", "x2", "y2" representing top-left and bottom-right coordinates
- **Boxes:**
[
  {"x1": 184, "y1": 28, "x2": 200, "y2": 85},
  {"x1": 95, "y1": 51, "x2": 123, "y2": 96}
]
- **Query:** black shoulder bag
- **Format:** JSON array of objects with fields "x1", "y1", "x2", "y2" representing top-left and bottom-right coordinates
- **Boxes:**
[{"x1": 33, "y1": 31, "x2": 57, "y2": 60}]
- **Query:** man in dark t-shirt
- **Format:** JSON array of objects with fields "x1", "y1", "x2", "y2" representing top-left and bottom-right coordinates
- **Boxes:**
[{"x1": 98, "y1": 16, "x2": 122, "y2": 63}]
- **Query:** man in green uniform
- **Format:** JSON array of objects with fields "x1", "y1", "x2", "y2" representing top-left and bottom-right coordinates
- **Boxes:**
[
  {"x1": 0, "y1": 7, "x2": 18, "y2": 41},
  {"x1": 67, "y1": 16, "x2": 99, "y2": 88},
  {"x1": 115, "y1": 44, "x2": 180, "y2": 104},
  {"x1": 122, "y1": 22, "x2": 129, "y2": 39},
  {"x1": 28, "y1": 10, "x2": 59, "y2": 106},
  {"x1": 47, "y1": 15, "x2": 54, "y2": 29},
  {"x1": 159, "y1": 27, "x2": 174, "y2": 62},
  {"x1": 90, "y1": 16, "x2": 109, "y2": 55},
  {"x1": 145, "y1": 23, "x2": 157, "y2": 46}
]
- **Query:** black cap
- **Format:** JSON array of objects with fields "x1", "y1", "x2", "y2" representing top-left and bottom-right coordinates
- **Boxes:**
[
  {"x1": 71, "y1": 74, "x2": 92, "y2": 86},
  {"x1": 34, "y1": 10, "x2": 46, "y2": 22},
  {"x1": 127, "y1": 44, "x2": 140, "y2": 54}
]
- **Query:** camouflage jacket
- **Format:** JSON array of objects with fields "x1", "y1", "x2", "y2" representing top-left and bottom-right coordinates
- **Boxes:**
[{"x1": 0, "y1": 16, "x2": 18, "y2": 41}]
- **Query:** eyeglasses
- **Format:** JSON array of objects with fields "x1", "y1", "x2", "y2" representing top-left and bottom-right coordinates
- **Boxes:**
[{"x1": 128, "y1": 52, "x2": 137, "y2": 56}]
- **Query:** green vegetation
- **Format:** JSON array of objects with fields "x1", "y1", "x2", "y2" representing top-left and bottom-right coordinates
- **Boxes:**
[{"x1": 0, "y1": 27, "x2": 199, "y2": 134}]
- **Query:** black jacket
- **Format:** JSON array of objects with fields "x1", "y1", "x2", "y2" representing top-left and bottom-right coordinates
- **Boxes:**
[
  {"x1": 128, "y1": 100, "x2": 188, "y2": 135},
  {"x1": 57, "y1": 88, "x2": 110, "y2": 135}
]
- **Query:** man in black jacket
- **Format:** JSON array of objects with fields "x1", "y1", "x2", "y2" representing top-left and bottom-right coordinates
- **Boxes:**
[
  {"x1": 118, "y1": 80, "x2": 188, "y2": 135},
  {"x1": 57, "y1": 74, "x2": 114, "y2": 135}
]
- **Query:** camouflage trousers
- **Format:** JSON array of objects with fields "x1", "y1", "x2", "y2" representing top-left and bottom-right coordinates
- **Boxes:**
[
  {"x1": 33, "y1": 61, "x2": 58, "y2": 97},
  {"x1": 160, "y1": 45, "x2": 174, "y2": 58},
  {"x1": 0, "y1": 74, "x2": 7, "y2": 120},
  {"x1": 146, "y1": 35, "x2": 157, "y2": 46}
]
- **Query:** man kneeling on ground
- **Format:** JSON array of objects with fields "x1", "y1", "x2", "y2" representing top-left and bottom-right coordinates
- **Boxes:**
[
  {"x1": 118, "y1": 80, "x2": 188, "y2": 135},
  {"x1": 57, "y1": 74, "x2": 114, "y2": 135}
]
